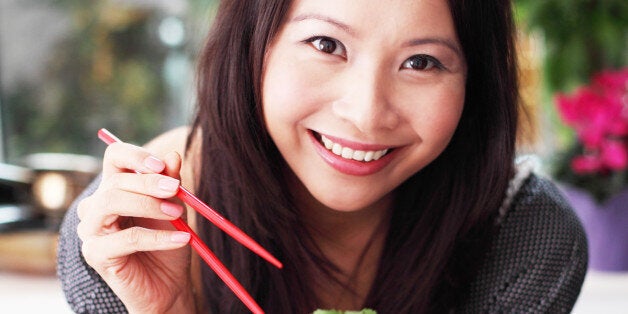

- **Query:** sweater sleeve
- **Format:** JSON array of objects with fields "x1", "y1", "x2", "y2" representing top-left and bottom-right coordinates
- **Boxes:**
[
  {"x1": 56, "y1": 175, "x2": 128, "y2": 313},
  {"x1": 460, "y1": 174, "x2": 588, "y2": 313}
]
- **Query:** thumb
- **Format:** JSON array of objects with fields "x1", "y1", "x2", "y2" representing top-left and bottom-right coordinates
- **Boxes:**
[{"x1": 162, "y1": 151, "x2": 182, "y2": 180}]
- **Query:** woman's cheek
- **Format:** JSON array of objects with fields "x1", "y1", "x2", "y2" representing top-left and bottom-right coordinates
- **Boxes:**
[
  {"x1": 265, "y1": 56, "x2": 337, "y2": 119},
  {"x1": 401, "y1": 84, "x2": 464, "y2": 143}
]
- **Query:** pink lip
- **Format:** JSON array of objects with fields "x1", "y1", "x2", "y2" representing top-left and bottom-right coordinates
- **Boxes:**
[{"x1": 308, "y1": 131, "x2": 396, "y2": 176}]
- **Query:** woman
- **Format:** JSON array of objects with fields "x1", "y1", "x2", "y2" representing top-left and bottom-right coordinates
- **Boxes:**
[{"x1": 58, "y1": 0, "x2": 588, "y2": 313}]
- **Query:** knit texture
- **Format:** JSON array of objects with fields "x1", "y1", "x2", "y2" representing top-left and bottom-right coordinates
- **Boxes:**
[
  {"x1": 458, "y1": 174, "x2": 588, "y2": 313},
  {"x1": 57, "y1": 175, "x2": 127, "y2": 313},
  {"x1": 57, "y1": 173, "x2": 588, "y2": 313}
]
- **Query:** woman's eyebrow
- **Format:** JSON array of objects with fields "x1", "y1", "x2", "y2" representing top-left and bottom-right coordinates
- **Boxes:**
[
  {"x1": 291, "y1": 13, "x2": 357, "y2": 37},
  {"x1": 291, "y1": 13, "x2": 463, "y2": 59},
  {"x1": 403, "y1": 38, "x2": 463, "y2": 59}
]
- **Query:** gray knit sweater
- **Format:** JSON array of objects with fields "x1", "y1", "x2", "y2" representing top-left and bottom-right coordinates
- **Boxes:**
[{"x1": 57, "y1": 169, "x2": 588, "y2": 313}]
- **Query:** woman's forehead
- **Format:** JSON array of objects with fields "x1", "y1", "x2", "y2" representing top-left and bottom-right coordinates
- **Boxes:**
[{"x1": 284, "y1": 0, "x2": 458, "y2": 46}]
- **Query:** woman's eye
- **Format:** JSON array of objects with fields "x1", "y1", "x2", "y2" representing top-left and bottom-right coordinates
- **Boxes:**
[
  {"x1": 306, "y1": 36, "x2": 346, "y2": 56},
  {"x1": 401, "y1": 55, "x2": 443, "y2": 71}
]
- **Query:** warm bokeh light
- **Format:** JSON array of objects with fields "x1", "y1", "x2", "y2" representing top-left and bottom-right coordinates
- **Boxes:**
[{"x1": 32, "y1": 172, "x2": 69, "y2": 211}]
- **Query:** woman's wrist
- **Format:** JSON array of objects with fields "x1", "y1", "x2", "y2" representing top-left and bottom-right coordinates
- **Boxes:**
[
  {"x1": 165, "y1": 287, "x2": 197, "y2": 314},
  {"x1": 126, "y1": 287, "x2": 196, "y2": 314}
]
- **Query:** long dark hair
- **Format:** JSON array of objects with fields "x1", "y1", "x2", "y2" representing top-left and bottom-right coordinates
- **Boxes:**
[{"x1": 189, "y1": 0, "x2": 519, "y2": 312}]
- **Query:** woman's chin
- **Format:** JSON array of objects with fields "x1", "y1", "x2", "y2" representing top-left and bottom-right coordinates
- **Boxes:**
[
  {"x1": 323, "y1": 202, "x2": 368, "y2": 213},
  {"x1": 312, "y1": 192, "x2": 393, "y2": 214}
]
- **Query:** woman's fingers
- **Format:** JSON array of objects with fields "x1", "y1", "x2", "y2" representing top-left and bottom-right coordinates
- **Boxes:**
[
  {"x1": 77, "y1": 197, "x2": 184, "y2": 237},
  {"x1": 102, "y1": 142, "x2": 167, "y2": 176},
  {"x1": 77, "y1": 142, "x2": 190, "y2": 271},
  {"x1": 162, "y1": 151, "x2": 182, "y2": 179},
  {"x1": 74, "y1": 140, "x2": 192, "y2": 308},
  {"x1": 77, "y1": 172, "x2": 180, "y2": 220},
  {"x1": 100, "y1": 172, "x2": 180, "y2": 199},
  {"x1": 76, "y1": 169, "x2": 186, "y2": 238},
  {"x1": 81, "y1": 226, "x2": 191, "y2": 267}
]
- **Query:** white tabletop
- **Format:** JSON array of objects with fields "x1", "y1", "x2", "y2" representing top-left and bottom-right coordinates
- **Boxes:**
[
  {"x1": 572, "y1": 270, "x2": 628, "y2": 314},
  {"x1": 0, "y1": 272, "x2": 72, "y2": 313},
  {"x1": 0, "y1": 269, "x2": 626, "y2": 313}
]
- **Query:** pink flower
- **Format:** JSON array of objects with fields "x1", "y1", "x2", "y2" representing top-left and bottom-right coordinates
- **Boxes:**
[
  {"x1": 559, "y1": 68, "x2": 628, "y2": 175},
  {"x1": 607, "y1": 119, "x2": 628, "y2": 137},
  {"x1": 600, "y1": 139, "x2": 628, "y2": 170},
  {"x1": 594, "y1": 69, "x2": 628, "y2": 93},
  {"x1": 571, "y1": 155, "x2": 602, "y2": 174}
]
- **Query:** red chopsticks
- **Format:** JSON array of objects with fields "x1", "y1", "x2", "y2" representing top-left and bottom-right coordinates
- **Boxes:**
[{"x1": 97, "y1": 128, "x2": 281, "y2": 314}]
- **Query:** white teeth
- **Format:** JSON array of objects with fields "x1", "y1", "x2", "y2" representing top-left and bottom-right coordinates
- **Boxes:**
[
  {"x1": 322, "y1": 136, "x2": 333, "y2": 149},
  {"x1": 341, "y1": 147, "x2": 353, "y2": 159},
  {"x1": 320, "y1": 135, "x2": 389, "y2": 162},
  {"x1": 352, "y1": 150, "x2": 365, "y2": 161}
]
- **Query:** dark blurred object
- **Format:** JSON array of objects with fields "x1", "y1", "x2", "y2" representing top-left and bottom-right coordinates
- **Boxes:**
[
  {"x1": 0, "y1": 153, "x2": 99, "y2": 274},
  {"x1": 1, "y1": 153, "x2": 99, "y2": 231},
  {"x1": 0, "y1": 162, "x2": 40, "y2": 231},
  {"x1": 24, "y1": 153, "x2": 100, "y2": 226}
]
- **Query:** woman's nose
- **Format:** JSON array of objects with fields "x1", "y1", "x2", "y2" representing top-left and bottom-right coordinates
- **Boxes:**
[{"x1": 331, "y1": 66, "x2": 400, "y2": 133}]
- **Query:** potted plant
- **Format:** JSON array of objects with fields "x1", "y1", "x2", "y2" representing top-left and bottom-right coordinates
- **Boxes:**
[{"x1": 553, "y1": 68, "x2": 628, "y2": 271}]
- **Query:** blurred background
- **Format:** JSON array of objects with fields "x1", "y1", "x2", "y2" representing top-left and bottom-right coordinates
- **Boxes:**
[{"x1": 0, "y1": 0, "x2": 626, "y2": 313}]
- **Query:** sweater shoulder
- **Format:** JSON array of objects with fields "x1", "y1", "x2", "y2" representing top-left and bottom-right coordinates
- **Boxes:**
[{"x1": 461, "y1": 174, "x2": 588, "y2": 313}]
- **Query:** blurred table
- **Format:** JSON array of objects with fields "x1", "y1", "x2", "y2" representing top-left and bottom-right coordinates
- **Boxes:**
[
  {"x1": 0, "y1": 229, "x2": 69, "y2": 313},
  {"x1": 0, "y1": 272, "x2": 71, "y2": 313},
  {"x1": 572, "y1": 270, "x2": 628, "y2": 314},
  {"x1": 0, "y1": 269, "x2": 625, "y2": 313}
]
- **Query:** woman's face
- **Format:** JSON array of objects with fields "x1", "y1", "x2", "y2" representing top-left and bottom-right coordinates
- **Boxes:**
[{"x1": 262, "y1": 0, "x2": 466, "y2": 212}]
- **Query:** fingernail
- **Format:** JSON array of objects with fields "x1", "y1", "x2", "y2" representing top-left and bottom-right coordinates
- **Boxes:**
[
  {"x1": 170, "y1": 232, "x2": 191, "y2": 243},
  {"x1": 158, "y1": 177, "x2": 180, "y2": 192},
  {"x1": 160, "y1": 202, "x2": 183, "y2": 217},
  {"x1": 144, "y1": 156, "x2": 165, "y2": 173}
]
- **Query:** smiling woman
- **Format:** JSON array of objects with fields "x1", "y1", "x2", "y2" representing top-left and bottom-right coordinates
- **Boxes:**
[
  {"x1": 56, "y1": 0, "x2": 587, "y2": 313},
  {"x1": 262, "y1": 0, "x2": 466, "y2": 214}
]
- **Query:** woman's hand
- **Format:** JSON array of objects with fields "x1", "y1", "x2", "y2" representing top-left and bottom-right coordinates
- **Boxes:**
[{"x1": 77, "y1": 142, "x2": 195, "y2": 313}]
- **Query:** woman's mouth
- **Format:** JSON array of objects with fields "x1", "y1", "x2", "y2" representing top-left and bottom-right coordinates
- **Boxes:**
[
  {"x1": 309, "y1": 130, "x2": 396, "y2": 176},
  {"x1": 320, "y1": 135, "x2": 390, "y2": 162}
]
